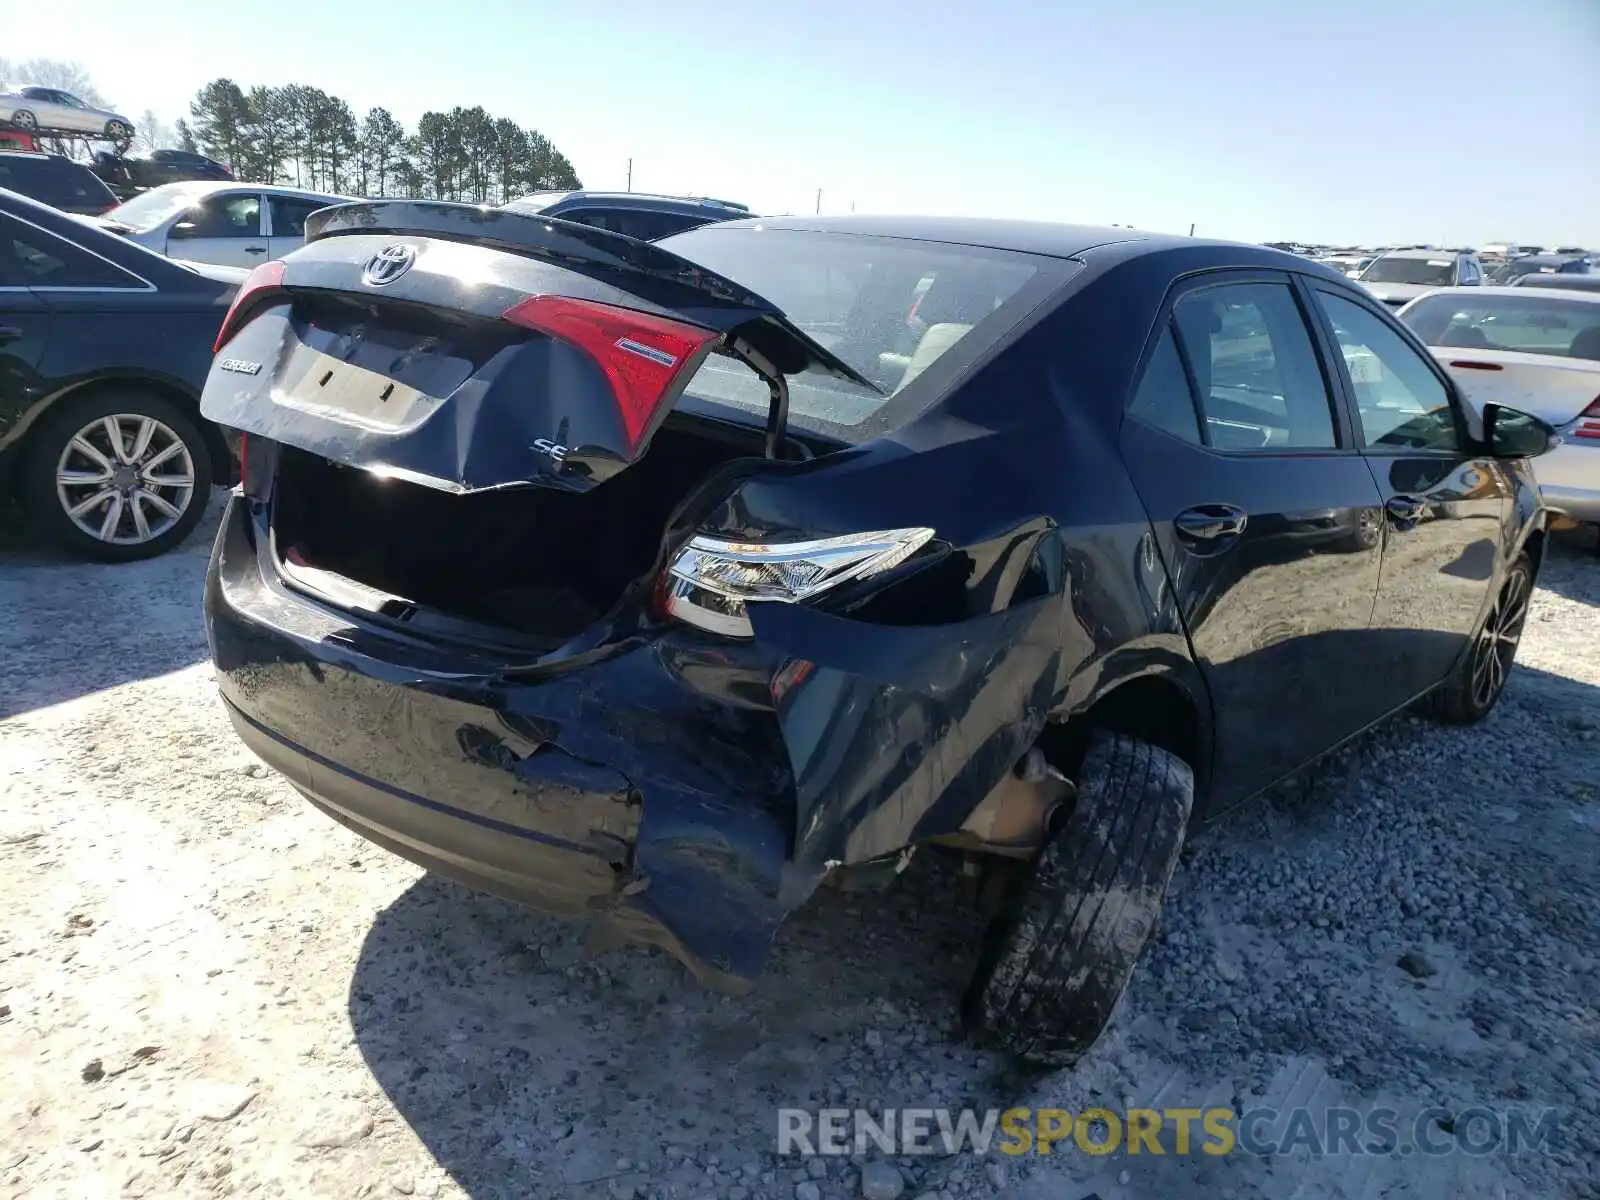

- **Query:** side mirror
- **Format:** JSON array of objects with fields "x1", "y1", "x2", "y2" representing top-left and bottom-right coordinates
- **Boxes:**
[
  {"x1": 1483, "y1": 402, "x2": 1560, "y2": 458},
  {"x1": 170, "y1": 220, "x2": 198, "y2": 238}
]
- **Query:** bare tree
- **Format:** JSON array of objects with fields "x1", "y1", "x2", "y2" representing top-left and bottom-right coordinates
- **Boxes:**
[{"x1": 132, "y1": 110, "x2": 174, "y2": 155}]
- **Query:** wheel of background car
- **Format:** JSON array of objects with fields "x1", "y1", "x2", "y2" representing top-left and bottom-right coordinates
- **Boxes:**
[
  {"x1": 962, "y1": 731, "x2": 1194, "y2": 1067},
  {"x1": 11, "y1": 109, "x2": 37, "y2": 130},
  {"x1": 1426, "y1": 555, "x2": 1532, "y2": 725},
  {"x1": 18, "y1": 390, "x2": 214, "y2": 563},
  {"x1": 105, "y1": 120, "x2": 131, "y2": 140}
]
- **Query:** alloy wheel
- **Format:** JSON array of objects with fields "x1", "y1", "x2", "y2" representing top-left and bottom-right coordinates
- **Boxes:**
[
  {"x1": 54, "y1": 413, "x2": 196, "y2": 546},
  {"x1": 1470, "y1": 567, "x2": 1529, "y2": 710},
  {"x1": 13, "y1": 110, "x2": 37, "y2": 130}
]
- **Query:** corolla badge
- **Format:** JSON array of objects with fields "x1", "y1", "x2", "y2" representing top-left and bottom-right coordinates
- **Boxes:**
[{"x1": 362, "y1": 243, "x2": 417, "y2": 287}]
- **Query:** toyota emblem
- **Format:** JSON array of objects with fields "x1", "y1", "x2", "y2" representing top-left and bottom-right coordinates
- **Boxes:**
[{"x1": 362, "y1": 243, "x2": 417, "y2": 287}]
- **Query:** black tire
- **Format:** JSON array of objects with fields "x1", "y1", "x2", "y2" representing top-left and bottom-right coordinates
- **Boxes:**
[
  {"x1": 962, "y1": 732, "x2": 1194, "y2": 1067},
  {"x1": 18, "y1": 390, "x2": 213, "y2": 562},
  {"x1": 1426, "y1": 555, "x2": 1531, "y2": 725},
  {"x1": 11, "y1": 109, "x2": 37, "y2": 131},
  {"x1": 105, "y1": 120, "x2": 132, "y2": 144}
]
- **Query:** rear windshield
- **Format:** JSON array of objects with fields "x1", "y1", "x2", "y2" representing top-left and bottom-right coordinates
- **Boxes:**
[
  {"x1": 1401, "y1": 293, "x2": 1600, "y2": 361},
  {"x1": 1360, "y1": 256, "x2": 1455, "y2": 286},
  {"x1": 0, "y1": 157, "x2": 114, "y2": 209},
  {"x1": 658, "y1": 225, "x2": 1053, "y2": 441}
]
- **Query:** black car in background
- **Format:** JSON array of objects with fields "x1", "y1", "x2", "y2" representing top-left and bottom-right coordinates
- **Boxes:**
[
  {"x1": 1488, "y1": 254, "x2": 1594, "y2": 284},
  {"x1": 500, "y1": 190, "x2": 751, "y2": 240},
  {"x1": 1512, "y1": 271, "x2": 1600, "y2": 293},
  {"x1": 90, "y1": 148, "x2": 234, "y2": 199},
  {"x1": 0, "y1": 151, "x2": 119, "y2": 215},
  {"x1": 0, "y1": 187, "x2": 241, "y2": 559},
  {"x1": 201, "y1": 206, "x2": 1555, "y2": 1066}
]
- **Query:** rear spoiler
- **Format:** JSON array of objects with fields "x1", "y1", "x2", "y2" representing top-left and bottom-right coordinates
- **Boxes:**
[{"x1": 304, "y1": 199, "x2": 881, "y2": 397}]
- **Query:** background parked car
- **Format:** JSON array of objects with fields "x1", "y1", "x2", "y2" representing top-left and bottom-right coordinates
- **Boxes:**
[
  {"x1": 0, "y1": 186, "x2": 242, "y2": 559},
  {"x1": 500, "y1": 190, "x2": 751, "y2": 240},
  {"x1": 1400, "y1": 286, "x2": 1600, "y2": 526},
  {"x1": 98, "y1": 181, "x2": 353, "y2": 267},
  {"x1": 90, "y1": 149, "x2": 234, "y2": 199},
  {"x1": 0, "y1": 151, "x2": 119, "y2": 215},
  {"x1": 1512, "y1": 271, "x2": 1600, "y2": 293},
  {"x1": 1487, "y1": 254, "x2": 1594, "y2": 284},
  {"x1": 0, "y1": 85, "x2": 134, "y2": 141},
  {"x1": 1356, "y1": 248, "x2": 1484, "y2": 307}
]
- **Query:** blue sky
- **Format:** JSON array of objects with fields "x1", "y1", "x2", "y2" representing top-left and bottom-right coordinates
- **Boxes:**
[{"x1": 12, "y1": 0, "x2": 1599, "y2": 245}]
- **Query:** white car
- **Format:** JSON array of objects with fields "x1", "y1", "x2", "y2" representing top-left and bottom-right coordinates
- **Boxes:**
[
  {"x1": 97, "y1": 181, "x2": 356, "y2": 268},
  {"x1": 1399, "y1": 286, "x2": 1600, "y2": 523},
  {"x1": 0, "y1": 85, "x2": 134, "y2": 141},
  {"x1": 1356, "y1": 249, "x2": 1484, "y2": 308}
]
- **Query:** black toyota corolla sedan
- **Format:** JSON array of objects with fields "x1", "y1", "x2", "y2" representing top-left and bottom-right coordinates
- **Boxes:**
[
  {"x1": 1, "y1": 186, "x2": 242, "y2": 559},
  {"x1": 200, "y1": 205, "x2": 1557, "y2": 1065}
]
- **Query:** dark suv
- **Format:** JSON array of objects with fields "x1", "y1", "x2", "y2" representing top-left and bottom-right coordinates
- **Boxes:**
[
  {"x1": 501, "y1": 190, "x2": 751, "y2": 240},
  {"x1": 0, "y1": 151, "x2": 118, "y2": 215}
]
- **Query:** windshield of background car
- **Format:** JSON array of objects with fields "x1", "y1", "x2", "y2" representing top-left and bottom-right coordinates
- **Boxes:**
[
  {"x1": 1360, "y1": 257, "x2": 1455, "y2": 285},
  {"x1": 103, "y1": 184, "x2": 210, "y2": 232},
  {"x1": 1401, "y1": 294, "x2": 1600, "y2": 361},
  {"x1": 655, "y1": 225, "x2": 1059, "y2": 441}
]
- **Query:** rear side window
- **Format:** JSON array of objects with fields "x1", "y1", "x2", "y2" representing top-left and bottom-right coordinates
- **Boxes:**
[
  {"x1": 1172, "y1": 282, "x2": 1338, "y2": 450},
  {"x1": 0, "y1": 158, "x2": 115, "y2": 210},
  {"x1": 268, "y1": 196, "x2": 328, "y2": 239},
  {"x1": 0, "y1": 214, "x2": 141, "y2": 288},
  {"x1": 659, "y1": 226, "x2": 1048, "y2": 440},
  {"x1": 1401, "y1": 293, "x2": 1600, "y2": 361},
  {"x1": 1127, "y1": 326, "x2": 1202, "y2": 443}
]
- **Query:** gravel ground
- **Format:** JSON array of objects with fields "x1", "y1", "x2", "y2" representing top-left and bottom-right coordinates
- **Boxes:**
[{"x1": 2, "y1": 497, "x2": 1597, "y2": 1200}]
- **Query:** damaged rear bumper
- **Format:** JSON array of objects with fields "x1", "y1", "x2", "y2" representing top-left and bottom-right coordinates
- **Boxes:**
[{"x1": 204, "y1": 493, "x2": 810, "y2": 986}]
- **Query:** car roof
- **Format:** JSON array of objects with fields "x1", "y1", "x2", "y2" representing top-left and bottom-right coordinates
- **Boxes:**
[
  {"x1": 129, "y1": 180, "x2": 354, "y2": 202},
  {"x1": 703, "y1": 214, "x2": 1204, "y2": 260}
]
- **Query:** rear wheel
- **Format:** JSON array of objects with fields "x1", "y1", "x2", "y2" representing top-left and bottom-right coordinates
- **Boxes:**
[
  {"x1": 1426, "y1": 555, "x2": 1531, "y2": 725},
  {"x1": 104, "y1": 119, "x2": 132, "y2": 144},
  {"x1": 11, "y1": 109, "x2": 37, "y2": 131},
  {"x1": 962, "y1": 732, "x2": 1194, "y2": 1067},
  {"x1": 19, "y1": 391, "x2": 213, "y2": 562}
]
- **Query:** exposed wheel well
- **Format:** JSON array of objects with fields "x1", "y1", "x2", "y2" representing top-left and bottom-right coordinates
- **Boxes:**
[
  {"x1": 1039, "y1": 673, "x2": 1207, "y2": 797},
  {"x1": 9, "y1": 377, "x2": 233, "y2": 490},
  {"x1": 1522, "y1": 527, "x2": 1546, "y2": 581}
]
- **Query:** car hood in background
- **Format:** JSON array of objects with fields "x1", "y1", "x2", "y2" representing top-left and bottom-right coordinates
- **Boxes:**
[{"x1": 1358, "y1": 281, "x2": 1442, "y2": 306}]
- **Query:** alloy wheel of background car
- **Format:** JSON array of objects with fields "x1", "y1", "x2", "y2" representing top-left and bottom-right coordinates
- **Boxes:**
[
  {"x1": 55, "y1": 413, "x2": 196, "y2": 546},
  {"x1": 105, "y1": 120, "x2": 131, "y2": 141},
  {"x1": 1426, "y1": 555, "x2": 1533, "y2": 725},
  {"x1": 11, "y1": 109, "x2": 37, "y2": 130},
  {"x1": 21, "y1": 392, "x2": 213, "y2": 562}
]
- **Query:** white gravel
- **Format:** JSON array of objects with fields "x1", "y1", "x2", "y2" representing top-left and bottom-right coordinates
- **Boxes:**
[{"x1": 2, "y1": 496, "x2": 1597, "y2": 1200}]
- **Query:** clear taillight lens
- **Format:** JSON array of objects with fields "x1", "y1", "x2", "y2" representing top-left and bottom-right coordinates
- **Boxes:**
[{"x1": 661, "y1": 528, "x2": 936, "y2": 638}]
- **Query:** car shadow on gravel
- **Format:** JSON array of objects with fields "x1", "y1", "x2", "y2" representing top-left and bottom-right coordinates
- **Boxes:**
[
  {"x1": 348, "y1": 858, "x2": 1027, "y2": 1197},
  {"x1": 0, "y1": 494, "x2": 224, "y2": 718}
]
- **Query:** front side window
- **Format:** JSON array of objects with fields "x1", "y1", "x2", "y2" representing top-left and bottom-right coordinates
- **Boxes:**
[
  {"x1": 1359, "y1": 256, "x2": 1457, "y2": 287},
  {"x1": 1171, "y1": 282, "x2": 1338, "y2": 450},
  {"x1": 174, "y1": 194, "x2": 261, "y2": 239},
  {"x1": 0, "y1": 215, "x2": 140, "y2": 288},
  {"x1": 1316, "y1": 292, "x2": 1463, "y2": 452},
  {"x1": 1401, "y1": 293, "x2": 1600, "y2": 361}
]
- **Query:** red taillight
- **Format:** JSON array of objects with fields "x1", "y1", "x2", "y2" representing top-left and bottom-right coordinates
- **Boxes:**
[
  {"x1": 214, "y1": 260, "x2": 286, "y2": 352},
  {"x1": 500, "y1": 295, "x2": 718, "y2": 448},
  {"x1": 1574, "y1": 395, "x2": 1600, "y2": 440}
]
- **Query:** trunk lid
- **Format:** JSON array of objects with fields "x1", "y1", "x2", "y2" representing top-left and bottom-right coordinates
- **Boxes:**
[
  {"x1": 200, "y1": 200, "x2": 875, "y2": 493},
  {"x1": 1430, "y1": 347, "x2": 1600, "y2": 426}
]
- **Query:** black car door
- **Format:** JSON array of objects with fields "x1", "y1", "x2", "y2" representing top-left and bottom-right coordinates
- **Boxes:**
[
  {"x1": 1118, "y1": 270, "x2": 1388, "y2": 806},
  {"x1": 0, "y1": 218, "x2": 57, "y2": 449},
  {"x1": 1305, "y1": 285, "x2": 1510, "y2": 707}
]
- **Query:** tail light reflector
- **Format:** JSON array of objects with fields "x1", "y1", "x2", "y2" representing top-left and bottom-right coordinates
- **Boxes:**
[
  {"x1": 237, "y1": 433, "x2": 249, "y2": 490},
  {"x1": 660, "y1": 528, "x2": 935, "y2": 638},
  {"x1": 501, "y1": 295, "x2": 718, "y2": 449},
  {"x1": 1574, "y1": 395, "x2": 1600, "y2": 440},
  {"x1": 214, "y1": 260, "x2": 286, "y2": 352}
]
